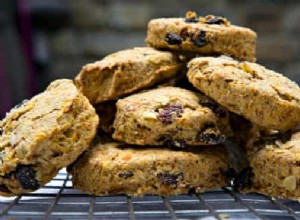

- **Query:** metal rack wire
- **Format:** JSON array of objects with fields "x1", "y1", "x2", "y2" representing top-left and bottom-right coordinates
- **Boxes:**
[{"x1": 1, "y1": 169, "x2": 300, "y2": 220}]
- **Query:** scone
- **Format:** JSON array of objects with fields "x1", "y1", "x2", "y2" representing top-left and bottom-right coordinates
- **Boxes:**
[
  {"x1": 0, "y1": 79, "x2": 99, "y2": 196},
  {"x1": 75, "y1": 47, "x2": 183, "y2": 104},
  {"x1": 146, "y1": 12, "x2": 256, "y2": 61},
  {"x1": 69, "y1": 141, "x2": 229, "y2": 196},
  {"x1": 234, "y1": 131, "x2": 300, "y2": 200},
  {"x1": 113, "y1": 87, "x2": 230, "y2": 148},
  {"x1": 187, "y1": 56, "x2": 300, "y2": 132}
]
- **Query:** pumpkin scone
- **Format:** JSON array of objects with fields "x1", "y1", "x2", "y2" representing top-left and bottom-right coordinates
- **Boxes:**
[
  {"x1": 187, "y1": 56, "x2": 300, "y2": 132},
  {"x1": 234, "y1": 131, "x2": 300, "y2": 200},
  {"x1": 0, "y1": 79, "x2": 99, "y2": 196},
  {"x1": 146, "y1": 12, "x2": 256, "y2": 61},
  {"x1": 69, "y1": 141, "x2": 229, "y2": 196},
  {"x1": 112, "y1": 87, "x2": 230, "y2": 148},
  {"x1": 75, "y1": 47, "x2": 183, "y2": 104}
]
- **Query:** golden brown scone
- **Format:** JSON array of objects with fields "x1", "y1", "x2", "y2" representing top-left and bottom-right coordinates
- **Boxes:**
[
  {"x1": 75, "y1": 47, "x2": 183, "y2": 104},
  {"x1": 187, "y1": 56, "x2": 300, "y2": 132},
  {"x1": 0, "y1": 79, "x2": 99, "y2": 196},
  {"x1": 234, "y1": 131, "x2": 300, "y2": 200},
  {"x1": 113, "y1": 87, "x2": 230, "y2": 148},
  {"x1": 69, "y1": 141, "x2": 229, "y2": 196},
  {"x1": 146, "y1": 12, "x2": 256, "y2": 61}
]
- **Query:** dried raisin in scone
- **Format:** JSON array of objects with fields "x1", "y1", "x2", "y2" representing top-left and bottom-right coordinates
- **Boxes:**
[
  {"x1": 113, "y1": 87, "x2": 230, "y2": 148},
  {"x1": 69, "y1": 141, "x2": 229, "y2": 196},
  {"x1": 75, "y1": 47, "x2": 183, "y2": 104},
  {"x1": 187, "y1": 56, "x2": 300, "y2": 132},
  {"x1": 234, "y1": 131, "x2": 300, "y2": 200},
  {"x1": 0, "y1": 79, "x2": 99, "y2": 196},
  {"x1": 146, "y1": 12, "x2": 256, "y2": 61}
]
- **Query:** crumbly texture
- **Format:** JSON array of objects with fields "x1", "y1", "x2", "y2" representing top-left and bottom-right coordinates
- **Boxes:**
[
  {"x1": 237, "y1": 131, "x2": 300, "y2": 200},
  {"x1": 113, "y1": 87, "x2": 230, "y2": 147},
  {"x1": 146, "y1": 15, "x2": 256, "y2": 61},
  {"x1": 0, "y1": 79, "x2": 99, "y2": 196},
  {"x1": 75, "y1": 47, "x2": 183, "y2": 104},
  {"x1": 187, "y1": 56, "x2": 300, "y2": 132},
  {"x1": 69, "y1": 141, "x2": 229, "y2": 196},
  {"x1": 94, "y1": 101, "x2": 116, "y2": 134}
]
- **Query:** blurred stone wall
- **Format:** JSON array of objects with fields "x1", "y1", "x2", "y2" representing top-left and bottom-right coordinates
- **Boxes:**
[{"x1": 48, "y1": 0, "x2": 300, "y2": 83}]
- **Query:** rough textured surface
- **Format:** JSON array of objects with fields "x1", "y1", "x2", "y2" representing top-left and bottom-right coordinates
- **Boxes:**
[
  {"x1": 238, "y1": 131, "x2": 300, "y2": 200},
  {"x1": 75, "y1": 47, "x2": 183, "y2": 104},
  {"x1": 0, "y1": 79, "x2": 99, "y2": 196},
  {"x1": 113, "y1": 87, "x2": 230, "y2": 147},
  {"x1": 146, "y1": 14, "x2": 257, "y2": 61},
  {"x1": 69, "y1": 141, "x2": 229, "y2": 196},
  {"x1": 187, "y1": 56, "x2": 300, "y2": 132}
]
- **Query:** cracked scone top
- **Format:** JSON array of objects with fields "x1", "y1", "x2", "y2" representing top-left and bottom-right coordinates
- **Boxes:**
[
  {"x1": 146, "y1": 12, "x2": 256, "y2": 61},
  {"x1": 113, "y1": 87, "x2": 230, "y2": 148},
  {"x1": 187, "y1": 56, "x2": 300, "y2": 132},
  {"x1": 75, "y1": 47, "x2": 183, "y2": 104},
  {"x1": 69, "y1": 141, "x2": 229, "y2": 196},
  {"x1": 0, "y1": 79, "x2": 99, "y2": 196},
  {"x1": 234, "y1": 131, "x2": 300, "y2": 200}
]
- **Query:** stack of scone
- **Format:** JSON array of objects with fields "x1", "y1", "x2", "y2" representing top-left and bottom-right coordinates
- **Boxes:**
[{"x1": 1, "y1": 12, "x2": 300, "y2": 200}]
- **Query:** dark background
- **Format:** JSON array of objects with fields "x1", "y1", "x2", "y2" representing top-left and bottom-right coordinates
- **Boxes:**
[{"x1": 1, "y1": 0, "x2": 300, "y2": 118}]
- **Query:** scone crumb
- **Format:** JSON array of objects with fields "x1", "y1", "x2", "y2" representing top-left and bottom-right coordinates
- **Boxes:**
[{"x1": 282, "y1": 176, "x2": 297, "y2": 191}]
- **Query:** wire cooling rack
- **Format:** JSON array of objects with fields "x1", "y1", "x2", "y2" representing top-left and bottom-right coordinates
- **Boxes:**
[{"x1": 1, "y1": 169, "x2": 300, "y2": 220}]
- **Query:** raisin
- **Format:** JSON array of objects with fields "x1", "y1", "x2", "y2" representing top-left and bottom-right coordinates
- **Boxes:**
[
  {"x1": 192, "y1": 30, "x2": 209, "y2": 47},
  {"x1": 200, "y1": 100, "x2": 227, "y2": 118},
  {"x1": 157, "y1": 104, "x2": 183, "y2": 125},
  {"x1": 0, "y1": 184, "x2": 11, "y2": 193},
  {"x1": 179, "y1": 27, "x2": 190, "y2": 41},
  {"x1": 165, "y1": 139, "x2": 187, "y2": 149},
  {"x1": 157, "y1": 171, "x2": 184, "y2": 185},
  {"x1": 196, "y1": 123, "x2": 225, "y2": 144},
  {"x1": 232, "y1": 167, "x2": 254, "y2": 191},
  {"x1": 205, "y1": 17, "x2": 225, "y2": 25},
  {"x1": 165, "y1": 33, "x2": 182, "y2": 45},
  {"x1": 118, "y1": 171, "x2": 134, "y2": 179},
  {"x1": 0, "y1": 127, "x2": 3, "y2": 136},
  {"x1": 15, "y1": 165, "x2": 39, "y2": 190},
  {"x1": 225, "y1": 79, "x2": 234, "y2": 83}
]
